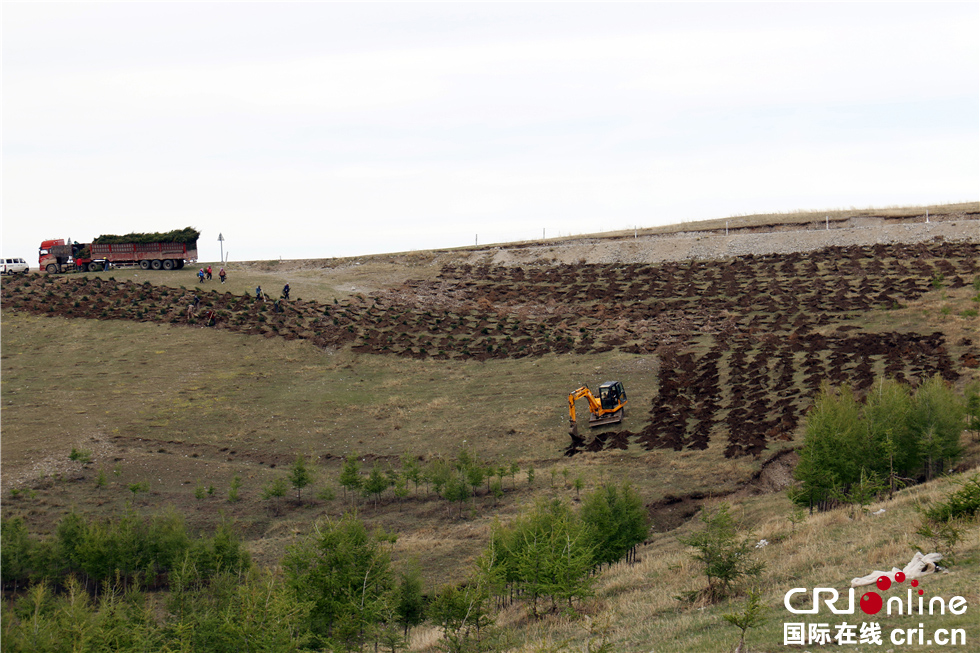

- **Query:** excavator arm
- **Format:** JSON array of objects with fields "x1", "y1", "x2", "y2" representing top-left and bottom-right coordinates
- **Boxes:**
[{"x1": 567, "y1": 386, "x2": 603, "y2": 425}]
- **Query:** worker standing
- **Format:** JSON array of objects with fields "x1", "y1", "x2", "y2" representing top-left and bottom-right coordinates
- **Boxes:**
[
  {"x1": 255, "y1": 285, "x2": 262, "y2": 300},
  {"x1": 282, "y1": 283, "x2": 290, "y2": 300},
  {"x1": 219, "y1": 268, "x2": 226, "y2": 284}
]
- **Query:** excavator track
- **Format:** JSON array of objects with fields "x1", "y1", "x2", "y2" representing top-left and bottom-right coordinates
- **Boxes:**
[{"x1": 588, "y1": 408, "x2": 624, "y2": 427}]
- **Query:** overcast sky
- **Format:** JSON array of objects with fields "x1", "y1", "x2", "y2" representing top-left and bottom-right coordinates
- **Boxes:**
[{"x1": 3, "y1": 3, "x2": 977, "y2": 263}]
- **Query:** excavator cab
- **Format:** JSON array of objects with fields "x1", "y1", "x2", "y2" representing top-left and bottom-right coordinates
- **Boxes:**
[{"x1": 598, "y1": 381, "x2": 626, "y2": 411}]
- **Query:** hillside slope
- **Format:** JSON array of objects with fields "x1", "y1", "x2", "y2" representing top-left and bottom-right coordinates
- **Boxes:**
[{"x1": 2, "y1": 205, "x2": 978, "y2": 651}]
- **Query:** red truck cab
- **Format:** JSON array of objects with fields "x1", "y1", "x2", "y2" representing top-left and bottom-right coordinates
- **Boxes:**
[{"x1": 39, "y1": 239, "x2": 92, "y2": 273}]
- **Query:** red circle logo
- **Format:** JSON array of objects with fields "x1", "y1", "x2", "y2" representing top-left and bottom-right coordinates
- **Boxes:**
[{"x1": 860, "y1": 592, "x2": 883, "y2": 615}]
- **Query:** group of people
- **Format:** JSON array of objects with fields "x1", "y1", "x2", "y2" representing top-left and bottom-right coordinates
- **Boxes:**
[
  {"x1": 254, "y1": 283, "x2": 290, "y2": 301},
  {"x1": 185, "y1": 275, "x2": 293, "y2": 325},
  {"x1": 196, "y1": 266, "x2": 227, "y2": 284},
  {"x1": 190, "y1": 265, "x2": 295, "y2": 305}
]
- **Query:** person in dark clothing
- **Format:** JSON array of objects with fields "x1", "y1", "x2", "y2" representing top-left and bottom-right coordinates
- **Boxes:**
[{"x1": 282, "y1": 283, "x2": 290, "y2": 300}]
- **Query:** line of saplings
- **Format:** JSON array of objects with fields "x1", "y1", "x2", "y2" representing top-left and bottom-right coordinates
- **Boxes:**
[
  {"x1": 790, "y1": 374, "x2": 980, "y2": 512},
  {"x1": 91, "y1": 227, "x2": 201, "y2": 245},
  {"x1": 336, "y1": 451, "x2": 574, "y2": 514},
  {"x1": 1, "y1": 479, "x2": 648, "y2": 653},
  {"x1": 259, "y1": 450, "x2": 592, "y2": 519}
]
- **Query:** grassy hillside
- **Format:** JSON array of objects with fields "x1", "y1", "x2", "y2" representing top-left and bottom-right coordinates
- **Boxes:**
[
  {"x1": 491, "y1": 472, "x2": 980, "y2": 652},
  {"x1": 2, "y1": 205, "x2": 979, "y2": 651}
]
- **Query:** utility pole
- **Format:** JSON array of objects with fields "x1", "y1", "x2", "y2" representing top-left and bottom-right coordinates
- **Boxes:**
[{"x1": 218, "y1": 233, "x2": 225, "y2": 263}]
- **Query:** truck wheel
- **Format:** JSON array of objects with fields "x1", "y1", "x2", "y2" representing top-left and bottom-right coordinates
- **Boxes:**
[
  {"x1": 88, "y1": 262, "x2": 102, "y2": 272},
  {"x1": 162, "y1": 259, "x2": 174, "y2": 270},
  {"x1": 176, "y1": 260, "x2": 185, "y2": 269},
  {"x1": 46, "y1": 264, "x2": 58, "y2": 274},
  {"x1": 151, "y1": 259, "x2": 163, "y2": 270},
  {"x1": 139, "y1": 260, "x2": 151, "y2": 270}
]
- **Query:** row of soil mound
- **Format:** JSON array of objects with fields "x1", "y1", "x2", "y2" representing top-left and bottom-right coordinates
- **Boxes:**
[
  {"x1": 3, "y1": 241, "x2": 978, "y2": 459},
  {"x1": 567, "y1": 330, "x2": 962, "y2": 458}
]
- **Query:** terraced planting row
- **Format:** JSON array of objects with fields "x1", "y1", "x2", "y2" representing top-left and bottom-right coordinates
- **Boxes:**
[
  {"x1": 429, "y1": 242, "x2": 977, "y2": 325},
  {"x1": 3, "y1": 241, "x2": 977, "y2": 458},
  {"x1": 572, "y1": 329, "x2": 963, "y2": 458}
]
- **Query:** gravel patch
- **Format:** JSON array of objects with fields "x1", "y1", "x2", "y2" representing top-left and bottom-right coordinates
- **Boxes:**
[{"x1": 483, "y1": 220, "x2": 979, "y2": 267}]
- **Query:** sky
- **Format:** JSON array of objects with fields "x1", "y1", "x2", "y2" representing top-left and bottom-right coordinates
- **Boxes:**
[{"x1": 2, "y1": 3, "x2": 978, "y2": 263}]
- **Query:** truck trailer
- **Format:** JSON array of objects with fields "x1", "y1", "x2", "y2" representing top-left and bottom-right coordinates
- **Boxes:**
[{"x1": 39, "y1": 230, "x2": 199, "y2": 273}]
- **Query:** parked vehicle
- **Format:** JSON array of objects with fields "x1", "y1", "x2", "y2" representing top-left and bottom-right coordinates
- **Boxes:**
[
  {"x1": 1, "y1": 258, "x2": 30, "y2": 275},
  {"x1": 39, "y1": 228, "x2": 199, "y2": 273}
]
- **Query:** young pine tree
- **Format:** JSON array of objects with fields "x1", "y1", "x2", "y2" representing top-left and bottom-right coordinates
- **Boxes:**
[
  {"x1": 289, "y1": 456, "x2": 313, "y2": 504},
  {"x1": 338, "y1": 454, "x2": 362, "y2": 504}
]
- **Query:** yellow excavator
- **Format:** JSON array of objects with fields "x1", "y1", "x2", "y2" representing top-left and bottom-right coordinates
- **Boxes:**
[{"x1": 568, "y1": 381, "x2": 628, "y2": 440}]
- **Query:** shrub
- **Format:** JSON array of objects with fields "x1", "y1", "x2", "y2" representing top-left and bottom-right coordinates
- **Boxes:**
[
  {"x1": 93, "y1": 227, "x2": 200, "y2": 245},
  {"x1": 21, "y1": 509, "x2": 247, "y2": 589},
  {"x1": 282, "y1": 514, "x2": 393, "y2": 651},
  {"x1": 912, "y1": 375, "x2": 965, "y2": 479},
  {"x1": 262, "y1": 477, "x2": 288, "y2": 514},
  {"x1": 723, "y1": 588, "x2": 768, "y2": 653},
  {"x1": 580, "y1": 482, "x2": 649, "y2": 567},
  {"x1": 923, "y1": 474, "x2": 980, "y2": 523},
  {"x1": 395, "y1": 565, "x2": 425, "y2": 638},
  {"x1": 289, "y1": 456, "x2": 313, "y2": 503},
  {"x1": 363, "y1": 463, "x2": 391, "y2": 508},
  {"x1": 227, "y1": 475, "x2": 242, "y2": 503},
  {"x1": 338, "y1": 454, "x2": 363, "y2": 502},
  {"x1": 791, "y1": 376, "x2": 967, "y2": 508},
  {"x1": 441, "y1": 473, "x2": 470, "y2": 518},
  {"x1": 678, "y1": 503, "x2": 764, "y2": 602},
  {"x1": 0, "y1": 517, "x2": 33, "y2": 589},
  {"x1": 209, "y1": 519, "x2": 252, "y2": 571},
  {"x1": 69, "y1": 447, "x2": 92, "y2": 464},
  {"x1": 429, "y1": 580, "x2": 494, "y2": 652},
  {"x1": 485, "y1": 498, "x2": 595, "y2": 616}
]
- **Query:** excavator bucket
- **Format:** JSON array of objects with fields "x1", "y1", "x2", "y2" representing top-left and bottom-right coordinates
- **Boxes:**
[{"x1": 568, "y1": 420, "x2": 582, "y2": 442}]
